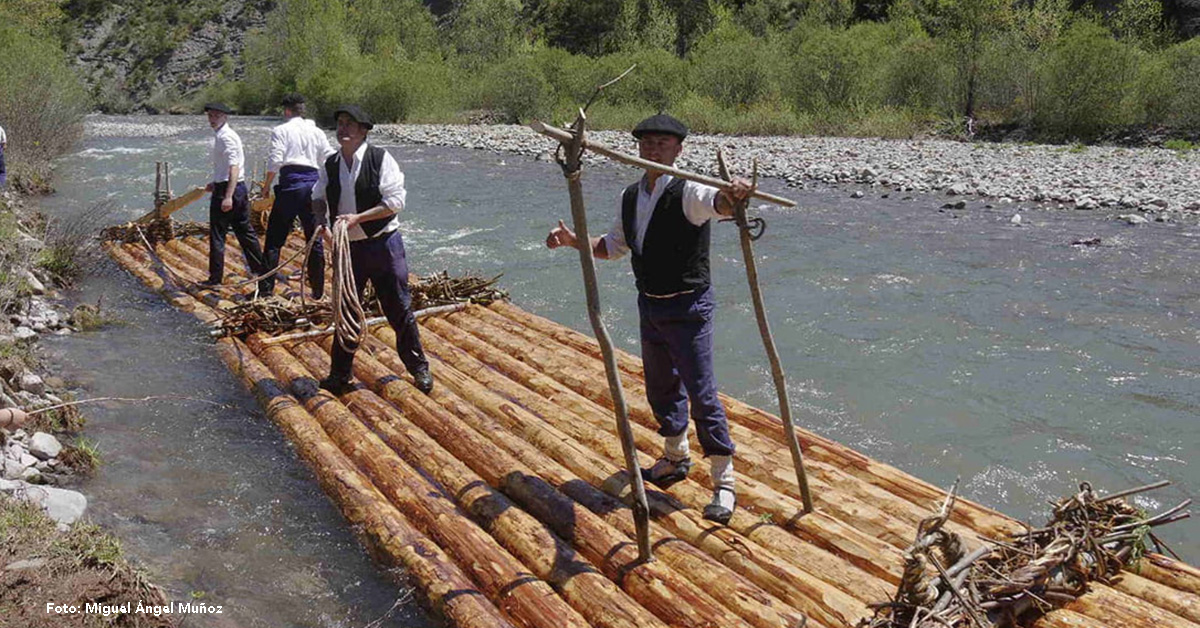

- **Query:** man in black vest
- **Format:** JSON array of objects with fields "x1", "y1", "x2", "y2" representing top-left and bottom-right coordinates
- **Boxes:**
[
  {"x1": 311, "y1": 105, "x2": 433, "y2": 395},
  {"x1": 545, "y1": 113, "x2": 752, "y2": 525}
]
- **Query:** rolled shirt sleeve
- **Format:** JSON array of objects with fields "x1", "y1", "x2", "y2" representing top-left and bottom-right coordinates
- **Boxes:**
[
  {"x1": 222, "y1": 134, "x2": 242, "y2": 173},
  {"x1": 378, "y1": 151, "x2": 407, "y2": 212},
  {"x1": 682, "y1": 181, "x2": 722, "y2": 226},
  {"x1": 267, "y1": 127, "x2": 286, "y2": 174},
  {"x1": 312, "y1": 165, "x2": 328, "y2": 201},
  {"x1": 601, "y1": 193, "x2": 630, "y2": 259}
]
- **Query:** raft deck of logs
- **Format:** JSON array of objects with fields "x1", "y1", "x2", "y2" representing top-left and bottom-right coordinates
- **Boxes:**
[{"x1": 103, "y1": 230, "x2": 1200, "y2": 628}]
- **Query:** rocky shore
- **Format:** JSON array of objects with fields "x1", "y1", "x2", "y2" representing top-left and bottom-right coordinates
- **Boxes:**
[{"x1": 377, "y1": 124, "x2": 1200, "y2": 221}]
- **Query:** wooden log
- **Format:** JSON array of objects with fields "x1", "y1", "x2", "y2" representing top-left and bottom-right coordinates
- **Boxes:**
[
  {"x1": 369, "y1": 327, "x2": 873, "y2": 628},
  {"x1": 285, "y1": 341, "x2": 675, "y2": 628},
  {"x1": 419, "y1": 315, "x2": 902, "y2": 594},
  {"x1": 1063, "y1": 585, "x2": 1200, "y2": 628},
  {"x1": 103, "y1": 242, "x2": 203, "y2": 316},
  {"x1": 1112, "y1": 572, "x2": 1200, "y2": 624},
  {"x1": 441, "y1": 309, "x2": 914, "y2": 562},
  {"x1": 318, "y1": 336, "x2": 782, "y2": 628},
  {"x1": 213, "y1": 337, "x2": 514, "y2": 628},
  {"x1": 1136, "y1": 555, "x2": 1200, "y2": 597},
  {"x1": 244, "y1": 335, "x2": 589, "y2": 628},
  {"x1": 133, "y1": 187, "x2": 206, "y2": 224}
]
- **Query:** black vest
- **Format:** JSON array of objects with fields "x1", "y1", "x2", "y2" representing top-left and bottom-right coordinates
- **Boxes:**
[
  {"x1": 622, "y1": 177, "x2": 712, "y2": 296},
  {"x1": 325, "y1": 145, "x2": 392, "y2": 238}
]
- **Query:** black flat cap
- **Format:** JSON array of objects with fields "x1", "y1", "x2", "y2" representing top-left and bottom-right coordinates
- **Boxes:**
[
  {"x1": 281, "y1": 93, "x2": 306, "y2": 107},
  {"x1": 632, "y1": 113, "x2": 687, "y2": 141},
  {"x1": 202, "y1": 102, "x2": 232, "y2": 114},
  {"x1": 334, "y1": 104, "x2": 374, "y2": 130}
]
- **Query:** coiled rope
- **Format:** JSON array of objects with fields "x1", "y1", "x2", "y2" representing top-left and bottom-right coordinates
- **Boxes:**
[{"x1": 330, "y1": 219, "x2": 365, "y2": 354}]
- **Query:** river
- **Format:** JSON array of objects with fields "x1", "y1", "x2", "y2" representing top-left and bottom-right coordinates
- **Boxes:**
[{"x1": 32, "y1": 114, "x2": 1199, "y2": 626}]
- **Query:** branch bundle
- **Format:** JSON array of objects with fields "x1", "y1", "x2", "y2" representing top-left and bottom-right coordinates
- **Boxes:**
[
  {"x1": 410, "y1": 271, "x2": 507, "y2": 310},
  {"x1": 860, "y1": 481, "x2": 1189, "y2": 628}
]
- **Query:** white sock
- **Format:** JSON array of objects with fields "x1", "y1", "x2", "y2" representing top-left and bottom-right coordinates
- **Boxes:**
[
  {"x1": 665, "y1": 429, "x2": 690, "y2": 462},
  {"x1": 709, "y1": 455, "x2": 735, "y2": 492}
]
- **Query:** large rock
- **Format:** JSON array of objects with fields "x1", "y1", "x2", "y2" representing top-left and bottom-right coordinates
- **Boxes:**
[
  {"x1": 2, "y1": 482, "x2": 87, "y2": 524},
  {"x1": 19, "y1": 372, "x2": 44, "y2": 395},
  {"x1": 12, "y1": 327, "x2": 36, "y2": 341},
  {"x1": 28, "y1": 432, "x2": 62, "y2": 460}
]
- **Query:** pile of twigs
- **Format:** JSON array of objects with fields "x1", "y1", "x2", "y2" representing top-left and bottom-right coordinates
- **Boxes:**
[
  {"x1": 100, "y1": 219, "x2": 208, "y2": 244},
  {"x1": 859, "y1": 481, "x2": 1190, "y2": 628},
  {"x1": 209, "y1": 295, "x2": 330, "y2": 338},
  {"x1": 411, "y1": 271, "x2": 507, "y2": 310},
  {"x1": 100, "y1": 218, "x2": 174, "y2": 244},
  {"x1": 208, "y1": 272, "x2": 508, "y2": 338}
]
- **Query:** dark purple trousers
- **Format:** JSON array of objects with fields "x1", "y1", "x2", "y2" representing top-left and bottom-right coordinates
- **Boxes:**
[
  {"x1": 208, "y1": 181, "x2": 267, "y2": 289},
  {"x1": 261, "y1": 166, "x2": 324, "y2": 297},
  {"x1": 328, "y1": 230, "x2": 429, "y2": 379},
  {"x1": 638, "y1": 285, "x2": 735, "y2": 457},
  {"x1": 0, "y1": 144, "x2": 6, "y2": 187}
]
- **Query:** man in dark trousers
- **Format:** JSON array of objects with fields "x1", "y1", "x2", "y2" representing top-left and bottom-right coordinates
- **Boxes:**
[
  {"x1": 545, "y1": 113, "x2": 752, "y2": 525},
  {"x1": 313, "y1": 105, "x2": 433, "y2": 395},
  {"x1": 260, "y1": 93, "x2": 335, "y2": 298},
  {"x1": 201, "y1": 102, "x2": 268, "y2": 294}
]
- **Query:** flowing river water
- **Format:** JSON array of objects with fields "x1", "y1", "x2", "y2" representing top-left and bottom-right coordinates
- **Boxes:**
[{"x1": 31, "y1": 114, "x2": 1199, "y2": 626}]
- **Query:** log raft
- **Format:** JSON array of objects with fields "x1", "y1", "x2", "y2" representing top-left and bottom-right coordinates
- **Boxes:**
[{"x1": 104, "y1": 231, "x2": 1200, "y2": 628}]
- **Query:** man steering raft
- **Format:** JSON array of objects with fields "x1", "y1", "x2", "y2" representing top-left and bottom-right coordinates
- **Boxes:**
[
  {"x1": 200, "y1": 102, "x2": 269, "y2": 295},
  {"x1": 545, "y1": 113, "x2": 753, "y2": 525},
  {"x1": 312, "y1": 105, "x2": 434, "y2": 395},
  {"x1": 260, "y1": 93, "x2": 335, "y2": 299}
]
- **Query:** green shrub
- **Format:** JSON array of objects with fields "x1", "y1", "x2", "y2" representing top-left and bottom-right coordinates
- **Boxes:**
[
  {"x1": 1159, "y1": 39, "x2": 1200, "y2": 128},
  {"x1": 782, "y1": 21, "x2": 893, "y2": 113},
  {"x1": 1034, "y1": 20, "x2": 1140, "y2": 139},
  {"x1": 478, "y1": 55, "x2": 554, "y2": 123},
  {"x1": 688, "y1": 18, "x2": 780, "y2": 108}
]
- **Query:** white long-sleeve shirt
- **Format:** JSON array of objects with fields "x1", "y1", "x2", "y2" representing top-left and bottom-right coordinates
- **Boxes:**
[
  {"x1": 0, "y1": 125, "x2": 6, "y2": 146},
  {"x1": 267, "y1": 117, "x2": 334, "y2": 173},
  {"x1": 210, "y1": 123, "x2": 245, "y2": 183},
  {"x1": 602, "y1": 175, "x2": 720, "y2": 258},
  {"x1": 312, "y1": 143, "x2": 406, "y2": 241}
]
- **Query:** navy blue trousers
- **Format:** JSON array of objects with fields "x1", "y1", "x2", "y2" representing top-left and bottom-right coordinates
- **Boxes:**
[
  {"x1": 638, "y1": 286, "x2": 735, "y2": 457},
  {"x1": 209, "y1": 181, "x2": 267, "y2": 287},
  {"x1": 0, "y1": 144, "x2": 6, "y2": 187},
  {"x1": 262, "y1": 167, "x2": 324, "y2": 297},
  {"x1": 329, "y1": 230, "x2": 429, "y2": 379}
]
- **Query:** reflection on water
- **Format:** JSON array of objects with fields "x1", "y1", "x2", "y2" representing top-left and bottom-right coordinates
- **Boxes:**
[{"x1": 36, "y1": 115, "x2": 1198, "y2": 625}]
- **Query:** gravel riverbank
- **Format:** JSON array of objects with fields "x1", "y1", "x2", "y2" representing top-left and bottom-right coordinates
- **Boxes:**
[{"x1": 378, "y1": 124, "x2": 1200, "y2": 221}]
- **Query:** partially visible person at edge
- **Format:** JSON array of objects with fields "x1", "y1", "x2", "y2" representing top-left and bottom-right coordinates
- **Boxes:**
[
  {"x1": 312, "y1": 105, "x2": 433, "y2": 395},
  {"x1": 545, "y1": 113, "x2": 754, "y2": 525},
  {"x1": 201, "y1": 103, "x2": 269, "y2": 295},
  {"x1": 259, "y1": 93, "x2": 335, "y2": 299},
  {"x1": 0, "y1": 122, "x2": 7, "y2": 188}
]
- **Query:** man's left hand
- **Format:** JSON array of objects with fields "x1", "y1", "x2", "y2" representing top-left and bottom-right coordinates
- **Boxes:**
[
  {"x1": 221, "y1": 197, "x2": 233, "y2": 213},
  {"x1": 335, "y1": 213, "x2": 361, "y2": 229}
]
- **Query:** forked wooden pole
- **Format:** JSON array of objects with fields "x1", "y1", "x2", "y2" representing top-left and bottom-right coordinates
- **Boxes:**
[
  {"x1": 717, "y1": 149, "x2": 813, "y2": 514},
  {"x1": 557, "y1": 109, "x2": 654, "y2": 562}
]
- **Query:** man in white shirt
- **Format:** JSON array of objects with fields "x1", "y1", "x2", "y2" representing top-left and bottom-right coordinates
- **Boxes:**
[
  {"x1": 260, "y1": 93, "x2": 335, "y2": 298},
  {"x1": 545, "y1": 113, "x2": 752, "y2": 525},
  {"x1": 201, "y1": 102, "x2": 268, "y2": 294},
  {"x1": 312, "y1": 105, "x2": 433, "y2": 395},
  {"x1": 0, "y1": 123, "x2": 7, "y2": 188}
]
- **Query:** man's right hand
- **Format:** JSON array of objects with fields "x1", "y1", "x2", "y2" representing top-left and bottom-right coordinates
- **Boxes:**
[
  {"x1": 546, "y1": 219, "x2": 576, "y2": 250},
  {"x1": 204, "y1": 182, "x2": 214, "y2": 192}
]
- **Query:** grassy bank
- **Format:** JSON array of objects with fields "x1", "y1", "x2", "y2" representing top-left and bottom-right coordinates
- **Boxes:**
[{"x1": 0, "y1": 494, "x2": 173, "y2": 628}]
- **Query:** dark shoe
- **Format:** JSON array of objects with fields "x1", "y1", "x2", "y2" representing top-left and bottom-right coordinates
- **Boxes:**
[
  {"x1": 412, "y1": 368, "x2": 434, "y2": 394},
  {"x1": 640, "y1": 456, "x2": 692, "y2": 489},
  {"x1": 318, "y1": 375, "x2": 354, "y2": 396},
  {"x1": 197, "y1": 278, "x2": 221, "y2": 288},
  {"x1": 702, "y1": 487, "x2": 736, "y2": 525}
]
